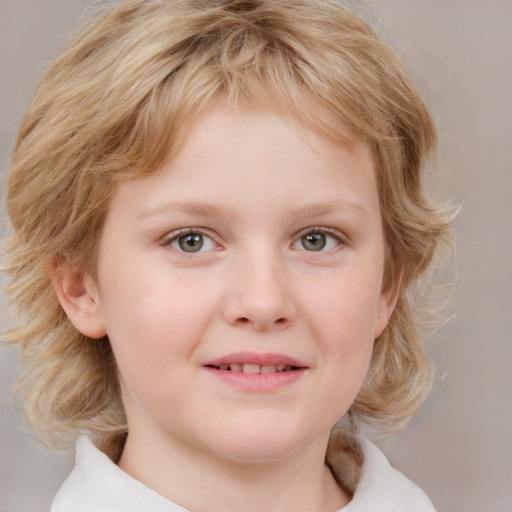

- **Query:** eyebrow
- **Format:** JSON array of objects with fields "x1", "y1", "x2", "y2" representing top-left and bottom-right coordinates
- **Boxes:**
[
  {"x1": 138, "y1": 201, "x2": 236, "y2": 220},
  {"x1": 138, "y1": 199, "x2": 368, "y2": 220},
  {"x1": 290, "y1": 200, "x2": 369, "y2": 219}
]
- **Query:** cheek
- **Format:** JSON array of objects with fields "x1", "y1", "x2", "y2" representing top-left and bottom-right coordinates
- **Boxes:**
[
  {"x1": 301, "y1": 265, "x2": 383, "y2": 346},
  {"x1": 97, "y1": 268, "x2": 215, "y2": 394},
  {"x1": 298, "y1": 267, "x2": 382, "y2": 403},
  {"x1": 103, "y1": 295, "x2": 203, "y2": 424}
]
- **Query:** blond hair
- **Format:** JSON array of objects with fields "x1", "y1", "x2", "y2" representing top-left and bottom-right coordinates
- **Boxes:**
[{"x1": 4, "y1": 0, "x2": 452, "y2": 450}]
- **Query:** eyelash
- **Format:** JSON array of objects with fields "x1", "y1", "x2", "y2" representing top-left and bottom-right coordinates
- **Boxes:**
[
  {"x1": 161, "y1": 226, "x2": 345, "y2": 254},
  {"x1": 160, "y1": 228, "x2": 220, "y2": 254},
  {"x1": 292, "y1": 227, "x2": 345, "y2": 252}
]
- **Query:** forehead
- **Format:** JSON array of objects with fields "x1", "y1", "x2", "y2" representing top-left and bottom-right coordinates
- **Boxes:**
[{"x1": 103, "y1": 100, "x2": 382, "y2": 239}]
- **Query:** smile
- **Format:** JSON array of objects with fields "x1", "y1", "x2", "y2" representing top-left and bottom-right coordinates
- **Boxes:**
[
  {"x1": 206, "y1": 363, "x2": 302, "y2": 374},
  {"x1": 203, "y1": 352, "x2": 308, "y2": 391}
]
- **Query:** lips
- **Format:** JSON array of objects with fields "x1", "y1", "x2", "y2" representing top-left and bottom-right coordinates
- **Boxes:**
[
  {"x1": 209, "y1": 363, "x2": 299, "y2": 374},
  {"x1": 203, "y1": 352, "x2": 308, "y2": 391},
  {"x1": 204, "y1": 352, "x2": 307, "y2": 373}
]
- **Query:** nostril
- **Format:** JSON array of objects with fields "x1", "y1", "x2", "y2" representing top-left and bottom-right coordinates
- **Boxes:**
[{"x1": 234, "y1": 316, "x2": 288, "y2": 329}]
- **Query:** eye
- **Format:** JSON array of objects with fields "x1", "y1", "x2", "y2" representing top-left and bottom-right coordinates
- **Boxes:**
[
  {"x1": 292, "y1": 229, "x2": 341, "y2": 252},
  {"x1": 163, "y1": 230, "x2": 218, "y2": 253}
]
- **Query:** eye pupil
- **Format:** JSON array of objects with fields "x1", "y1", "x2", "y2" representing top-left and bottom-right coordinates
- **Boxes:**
[
  {"x1": 178, "y1": 233, "x2": 204, "y2": 252},
  {"x1": 302, "y1": 232, "x2": 326, "y2": 251}
]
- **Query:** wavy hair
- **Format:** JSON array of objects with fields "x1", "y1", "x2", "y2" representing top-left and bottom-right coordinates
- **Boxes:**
[{"x1": 4, "y1": 0, "x2": 452, "y2": 453}]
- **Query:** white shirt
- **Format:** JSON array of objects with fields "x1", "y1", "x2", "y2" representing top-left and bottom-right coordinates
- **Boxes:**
[{"x1": 52, "y1": 436, "x2": 436, "y2": 511}]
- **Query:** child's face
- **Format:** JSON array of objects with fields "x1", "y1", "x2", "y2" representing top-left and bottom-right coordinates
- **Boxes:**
[{"x1": 81, "y1": 100, "x2": 396, "y2": 462}]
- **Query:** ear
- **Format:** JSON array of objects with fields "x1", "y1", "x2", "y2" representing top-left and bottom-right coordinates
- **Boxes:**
[
  {"x1": 374, "y1": 269, "x2": 404, "y2": 340},
  {"x1": 50, "y1": 262, "x2": 107, "y2": 339}
]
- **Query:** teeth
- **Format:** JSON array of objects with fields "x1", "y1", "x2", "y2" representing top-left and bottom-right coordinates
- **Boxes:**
[
  {"x1": 215, "y1": 363, "x2": 297, "y2": 373},
  {"x1": 242, "y1": 363, "x2": 260, "y2": 374}
]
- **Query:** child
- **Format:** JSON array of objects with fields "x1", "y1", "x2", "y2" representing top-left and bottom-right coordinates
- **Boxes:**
[{"x1": 3, "y1": 0, "x2": 452, "y2": 510}]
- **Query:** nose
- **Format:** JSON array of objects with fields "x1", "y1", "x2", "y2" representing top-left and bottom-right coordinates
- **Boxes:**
[{"x1": 222, "y1": 251, "x2": 298, "y2": 332}]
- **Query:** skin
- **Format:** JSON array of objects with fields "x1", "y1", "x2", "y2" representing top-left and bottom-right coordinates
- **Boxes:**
[{"x1": 54, "y1": 100, "x2": 398, "y2": 511}]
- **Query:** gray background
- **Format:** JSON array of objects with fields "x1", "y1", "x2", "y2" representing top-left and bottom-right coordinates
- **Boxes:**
[{"x1": 1, "y1": 1, "x2": 511, "y2": 511}]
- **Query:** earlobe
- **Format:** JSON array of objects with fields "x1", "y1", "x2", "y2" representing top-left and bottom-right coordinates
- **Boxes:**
[
  {"x1": 50, "y1": 263, "x2": 107, "y2": 339},
  {"x1": 374, "y1": 291, "x2": 398, "y2": 340},
  {"x1": 374, "y1": 270, "x2": 404, "y2": 340}
]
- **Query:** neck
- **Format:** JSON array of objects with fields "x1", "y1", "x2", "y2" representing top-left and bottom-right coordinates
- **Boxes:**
[{"x1": 118, "y1": 428, "x2": 350, "y2": 512}]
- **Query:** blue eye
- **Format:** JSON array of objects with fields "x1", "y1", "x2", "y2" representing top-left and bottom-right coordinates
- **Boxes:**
[
  {"x1": 293, "y1": 230, "x2": 341, "y2": 252},
  {"x1": 166, "y1": 231, "x2": 217, "y2": 253}
]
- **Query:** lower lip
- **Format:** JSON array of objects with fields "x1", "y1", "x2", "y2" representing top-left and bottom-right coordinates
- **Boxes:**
[{"x1": 204, "y1": 367, "x2": 306, "y2": 391}]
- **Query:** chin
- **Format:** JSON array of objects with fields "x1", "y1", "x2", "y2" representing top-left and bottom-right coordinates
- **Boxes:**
[{"x1": 205, "y1": 423, "x2": 315, "y2": 464}]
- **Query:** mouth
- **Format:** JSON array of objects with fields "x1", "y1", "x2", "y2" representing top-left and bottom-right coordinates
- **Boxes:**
[
  {"x1": 203, "y1": 352, "x2": 308, "y2": 390},
  {"x1": 205, "y1": 363, "x2": 303, "y2": 374},
  {"x1": 204, "y1": 352, "x2": 307, "y2": 373}
]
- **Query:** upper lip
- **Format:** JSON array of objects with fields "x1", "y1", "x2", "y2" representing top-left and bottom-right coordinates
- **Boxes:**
[{"x1": 204, "y1": 351, "x2": 308, "y2": 368}]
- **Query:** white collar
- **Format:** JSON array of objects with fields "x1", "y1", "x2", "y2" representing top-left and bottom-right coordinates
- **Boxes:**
[
  {"x1": 52, "y1": 436, "x2": 435, "y2": 511},
  {"x1": 342, "y1": 438, "x2": 436, "y2": 511}
]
